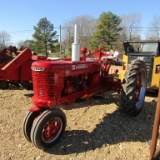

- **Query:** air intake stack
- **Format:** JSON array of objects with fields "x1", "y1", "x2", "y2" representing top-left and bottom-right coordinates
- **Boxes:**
[{"x1": 72, "y1": 24, "x2": 80, "y2": 62}]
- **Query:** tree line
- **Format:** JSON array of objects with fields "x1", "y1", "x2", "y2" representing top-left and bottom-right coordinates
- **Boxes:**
[{"x1": 0, "y1": 11, "x2": 160, "y2": 57}]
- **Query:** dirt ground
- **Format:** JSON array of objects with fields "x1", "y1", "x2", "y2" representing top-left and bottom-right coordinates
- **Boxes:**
[{"x1": 0, "y1": 66, "x2": 158, "y2": 160}]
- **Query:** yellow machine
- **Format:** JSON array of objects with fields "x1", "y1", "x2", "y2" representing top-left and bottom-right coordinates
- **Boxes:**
[{"x1": 120, "y1": 40, "x2": 160, "y2": 91}]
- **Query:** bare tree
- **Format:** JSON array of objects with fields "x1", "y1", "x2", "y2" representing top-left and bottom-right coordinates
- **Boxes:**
[
  {"x1": 146, "y1": 15, "x2": 160, "y2": 40},
  {"x1": 62, "y1": 15, "x2": 97, "y2": 55},
  {"x1": 62, "y1": 24, "x2": 74, "y2": 49},
  {"x1": 120, "y1": 13, "x2": 141, "y2": 40},
  {"x1": 0, "y1": 31, "x2": 11, "y2": 51},
  {"x1": 17, "y1": 40, "x2": 31, "y2": 49}
]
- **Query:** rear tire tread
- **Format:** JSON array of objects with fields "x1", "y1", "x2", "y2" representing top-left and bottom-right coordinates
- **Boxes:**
[{"x1": 120, "y1": 59, "x2": 147, "y2": 116}]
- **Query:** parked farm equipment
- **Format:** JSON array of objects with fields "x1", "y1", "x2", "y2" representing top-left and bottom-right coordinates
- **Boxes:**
[
  {"x1": 22, "y1": 24, "x2": 147, "y2": 149},
  {"x1": 0, "y1": 47, "x2": 46, "y2": 90},
  {"x1": 119, "y1": 40, "x2": 160, "y2": 92}
]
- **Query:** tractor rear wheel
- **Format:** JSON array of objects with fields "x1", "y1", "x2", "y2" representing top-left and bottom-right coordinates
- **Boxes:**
[
  {"x1": 22, "y1": 111, "x2": 40, "y2": 142},
  {"x1": 0, "y1": 80, "x2": 9, "y2": 90},
  {"x1": 120, "y1": 59, "x2": 147, "y2": 116},
  {"x1": 30, "y1": 108, "x2": 66, "y2": 149}
]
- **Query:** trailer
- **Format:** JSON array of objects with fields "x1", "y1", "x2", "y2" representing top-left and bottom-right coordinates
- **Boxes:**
[{"x1": 0, "y1": 48, "x2": 47, "y2": 90}]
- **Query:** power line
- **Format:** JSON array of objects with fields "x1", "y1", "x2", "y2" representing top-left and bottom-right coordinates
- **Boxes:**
[
  {"x1": 2, "y1": 26, "x2": 61, "y2": 34},
  {"x1": 9, "y1": 30, "x2": 34, "y2": 33},
  {"x1": 4, "y1": 26, "x2": 160, "y2": 34}
]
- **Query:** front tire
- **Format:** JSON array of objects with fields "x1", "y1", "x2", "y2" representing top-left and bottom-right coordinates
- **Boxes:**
[
  {"x1": 30, "y1": 108, "x2": 66, "y2": 149},
  {"x1": 22, "y1": 111, "x2": 40, "y2": 142},
  {"x1": 120, "y1": 59, "x2": 147, "y2": 116}
]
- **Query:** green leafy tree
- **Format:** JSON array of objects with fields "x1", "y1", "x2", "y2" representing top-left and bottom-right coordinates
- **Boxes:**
[
  {"x1": 89, "y1": 11, "x2": 122, "y2": 50},
  {"x1": 32, "y1": 17, "x2": 57, "y2": 56}
]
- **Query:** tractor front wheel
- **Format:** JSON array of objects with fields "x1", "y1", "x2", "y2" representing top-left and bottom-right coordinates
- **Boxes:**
[
  {"x1": 120, "y1": 59, "x2": 147, "y2": 116},
  {"x1": 22, "y1": 111, "x2": 40, "y2": 142},
  {"x1": 30, "y1": 108, "x2": 66, "y2": 149}
]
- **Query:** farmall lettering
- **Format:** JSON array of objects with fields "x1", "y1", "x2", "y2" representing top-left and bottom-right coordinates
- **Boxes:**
[{"x1": 72, "y1": 64, "x2": 88, "y2": 70}]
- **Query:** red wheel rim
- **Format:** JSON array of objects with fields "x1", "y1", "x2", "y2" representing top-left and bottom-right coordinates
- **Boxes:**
[
  {"x1": 135, "y1": 73, "x2": 142, "y2": 101},
  {"x1": 43, "y1": 118, "x2": 62, "y2": 142}
]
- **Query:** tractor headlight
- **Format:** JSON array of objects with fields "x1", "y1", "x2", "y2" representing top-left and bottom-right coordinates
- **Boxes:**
[
  {"x1": 122, "y1": 62, "x2": 126, "y2": 70},
  {"x1": 156, "y1": 65, "x2": 160, "y2": 74}
]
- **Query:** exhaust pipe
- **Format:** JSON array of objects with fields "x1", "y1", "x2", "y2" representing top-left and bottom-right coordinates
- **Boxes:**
[{"x1": 72, "y1": 24, "x2": 80, "y2": 62}]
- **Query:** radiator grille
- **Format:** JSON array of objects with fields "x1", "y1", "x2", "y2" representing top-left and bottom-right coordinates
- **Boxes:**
[{"x1": 33, "y1": 72, "x2": 55, "y2": 99}]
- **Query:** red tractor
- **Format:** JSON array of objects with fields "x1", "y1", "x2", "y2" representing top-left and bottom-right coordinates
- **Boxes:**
[{"x1": 22, "y1": 25, "x2": 147, "y2": 149}]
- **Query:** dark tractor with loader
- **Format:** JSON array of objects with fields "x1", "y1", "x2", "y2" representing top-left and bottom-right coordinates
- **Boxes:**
[{"x1": 120, "y1": 40, "x2": 160, "y2": 92}]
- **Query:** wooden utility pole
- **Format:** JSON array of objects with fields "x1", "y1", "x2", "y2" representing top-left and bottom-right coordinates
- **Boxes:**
[{"x1": 59, "y1": 25, "x2": 62, "y2": 57}]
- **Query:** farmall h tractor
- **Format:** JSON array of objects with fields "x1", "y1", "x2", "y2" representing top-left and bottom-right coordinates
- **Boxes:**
[{"x1": 22, "y1": 25, "x2": 147, "y2": 149}]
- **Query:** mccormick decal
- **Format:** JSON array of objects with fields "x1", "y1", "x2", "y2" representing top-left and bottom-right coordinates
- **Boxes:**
[{"x1": 72, "y1": 64, "x2": 88, "y2": 70}]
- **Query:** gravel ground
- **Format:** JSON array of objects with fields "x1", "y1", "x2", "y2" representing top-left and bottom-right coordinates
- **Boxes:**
[{"x1": 0, "y1": 84, "x2": 158, "y2": 160}]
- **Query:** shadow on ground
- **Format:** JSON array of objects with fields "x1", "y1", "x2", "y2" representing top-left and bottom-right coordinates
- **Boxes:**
[{"x1": 44, "y1": 92, "x2": 157, "y2": 155}]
